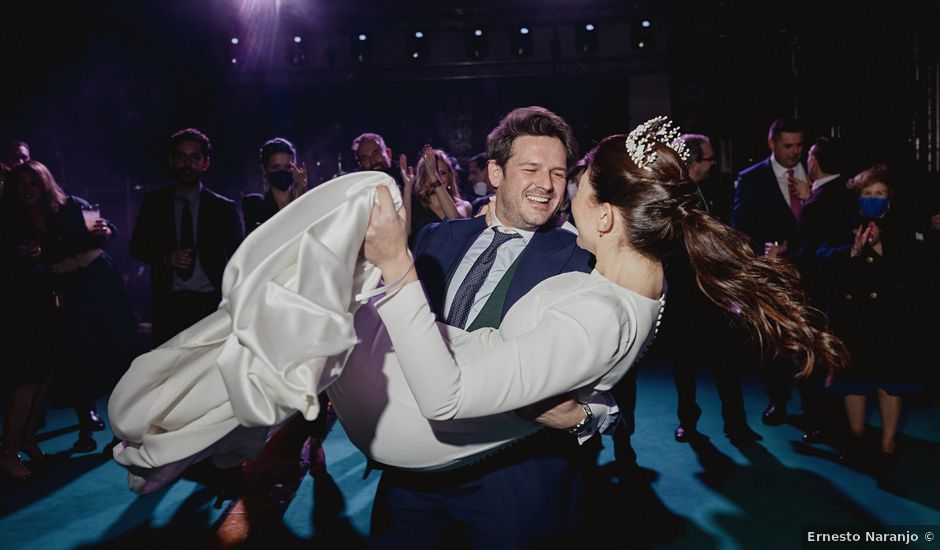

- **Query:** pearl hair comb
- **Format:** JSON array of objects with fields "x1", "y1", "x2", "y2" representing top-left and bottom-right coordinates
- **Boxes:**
[{"x1": 625, "y1": 116, "x2": 690, "y2": 170}]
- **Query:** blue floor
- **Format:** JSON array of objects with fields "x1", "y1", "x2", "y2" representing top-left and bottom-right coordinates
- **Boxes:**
[{"x1": 2, "y1": 353, "x2": 938, "y2": 549}]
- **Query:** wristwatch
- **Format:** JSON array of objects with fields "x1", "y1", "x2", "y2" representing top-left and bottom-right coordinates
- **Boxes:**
[{"x1": 566, "y1": 403, "x2": 595, "y2": 435}]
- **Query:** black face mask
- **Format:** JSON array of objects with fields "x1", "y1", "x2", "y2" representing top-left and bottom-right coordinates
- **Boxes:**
[{"x1": 267, "y1": 170, "x2": 293, "y2": 191}]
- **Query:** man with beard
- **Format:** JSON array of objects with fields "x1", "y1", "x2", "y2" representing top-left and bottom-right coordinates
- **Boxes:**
[
  {"x1": 130, "y1": 128, "x2": 243, "y2": 347},
  {"x1": 351, "y1": 131, "x2": 405, "y2": 189}
]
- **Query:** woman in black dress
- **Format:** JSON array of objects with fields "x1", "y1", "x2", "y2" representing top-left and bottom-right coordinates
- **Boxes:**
[
  {"x1": 4, "y1": 161, "x2": 137, "y2": 455},
  {"x1": 1, "y1": 164, "x2": 60, "y2": 478},
  {"x1": 817, "y1": 165, "x2": 926, "y2": 471}
]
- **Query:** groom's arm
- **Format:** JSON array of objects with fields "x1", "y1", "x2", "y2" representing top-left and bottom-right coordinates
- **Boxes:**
[{"x1": 518, "y1": 391, "x2": 619, "y2": 444}]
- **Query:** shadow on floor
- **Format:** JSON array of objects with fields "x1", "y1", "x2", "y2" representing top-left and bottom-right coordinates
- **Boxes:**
[
  {"x1": 0, "y1": 445, "x2": 111, "y2": 518},
  {"x1": 75, "y1": 485, "x2": 221, "y2": 549},
  {"x1": 689, "y1": 435, "x2": 882, "y2": 550},
  {"x1": 585, "y1": 457, "x2": 720, "y2": 549},
  {"x1": 793, "y1": 428, "x2": 940, "y2": 514}
]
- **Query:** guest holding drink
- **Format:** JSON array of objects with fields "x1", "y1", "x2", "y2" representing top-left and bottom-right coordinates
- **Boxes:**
[{"x1": 3, "y1": 161, "x2": 137, "y2": 454}]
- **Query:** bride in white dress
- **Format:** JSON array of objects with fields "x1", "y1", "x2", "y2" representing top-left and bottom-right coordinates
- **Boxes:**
[
  {"x1": 360, "y1": 117, "x2": 847, "y2": 461},
  {"x1": 109, "y1": 118, "x2": 846, "y2": 492}
]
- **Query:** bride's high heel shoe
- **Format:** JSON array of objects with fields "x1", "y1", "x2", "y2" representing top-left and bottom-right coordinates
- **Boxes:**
[{"x1": 1, "y1": 449, "x2": 31, "y2": 480}]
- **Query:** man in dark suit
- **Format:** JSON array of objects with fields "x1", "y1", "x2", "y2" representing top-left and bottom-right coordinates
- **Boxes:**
[
  {"x1": 733, "y1": 118, "x2": 810, "y2": 259},
  {"x1": 733, "y1": 118, "x2": 812, "y2": 426},
  {"x1": 790, "y1": 137, "x2": 856, "y2": 444},
  {"x1": 668, "y1": 134, "x2": 759, "y2": 445},
  {"x1": 130, "y1": 128, "x2": 243, "y2": 347},
  {"x1": 796, "y1": 137, "x2": 855, "y2": 302},
  {"x1": 370, "y1": 106, "x2": 606, "y2": 548}
]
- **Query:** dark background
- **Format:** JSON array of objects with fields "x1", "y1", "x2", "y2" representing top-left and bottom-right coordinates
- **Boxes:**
[{"x1": 3, "y1": 0, "x2": 939, "y2": 319}]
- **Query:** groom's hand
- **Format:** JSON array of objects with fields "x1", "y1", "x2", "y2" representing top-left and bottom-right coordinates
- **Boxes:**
[{"x1": 517, "y1": 392, "x2": 585, "y2": 430}]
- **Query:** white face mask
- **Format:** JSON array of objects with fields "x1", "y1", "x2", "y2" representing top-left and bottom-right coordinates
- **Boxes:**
[
  {"x1": 473, "y1": 181, "x2": 489, "y2": 197},
  {"x1": 567, "y1": 182, "x2": 579, "y2": 202}
]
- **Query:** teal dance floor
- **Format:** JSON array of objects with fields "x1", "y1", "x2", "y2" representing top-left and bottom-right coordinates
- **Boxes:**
[{"x1": 2, "y1": 352, "x2": 938, "y2": 549}]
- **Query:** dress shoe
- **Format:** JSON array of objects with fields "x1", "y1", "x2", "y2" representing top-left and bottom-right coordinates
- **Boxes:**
[
  {"x1": 725, "y1": 425, "x2": 763, "y2": 445},
  {"x1": 81, "y1": 409, "x2": 106, "y2": 432},
  {"x1": 1, "y1": 450, "x2": 31, "y2": 480},
  {"x1": 674, "y1": 425, "x2": 695, "y2": 442},
  {"x1": 73, "y1": 435, "x2": 97, "y2": 453},
  {"x1": 20, "y1": 442, "x2": 48, "y2": 463},
  {"x1": 761, "y1": 404, "x2": 787, "y2": 426}
]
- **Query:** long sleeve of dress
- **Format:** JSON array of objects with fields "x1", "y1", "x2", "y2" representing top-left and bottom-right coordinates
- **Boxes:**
[{"x1": 375, "y1": 278, "x2": 632, "y2": 421}]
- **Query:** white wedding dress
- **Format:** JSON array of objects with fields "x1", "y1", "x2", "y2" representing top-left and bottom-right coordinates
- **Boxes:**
[
  {"x1": 109, "y1": 172, "x2": 392, "y2": 491},
  {"x1": 109, "y1": 171, "x2": 664, "y2": 494}
]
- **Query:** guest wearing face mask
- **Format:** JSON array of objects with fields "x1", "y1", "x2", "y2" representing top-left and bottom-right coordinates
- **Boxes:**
[
  {"x1": 242, "y1": 138, "x2": 308, "y2": 235},
  {"x1": 815, "y1": 164, "x2": 927, "y2": 481}
]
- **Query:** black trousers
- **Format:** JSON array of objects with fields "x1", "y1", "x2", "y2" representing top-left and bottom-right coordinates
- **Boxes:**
[
  {"x1": 369, "y1": 430, "x2": 586, "y2": 549},
  {"x1": 666, "y1": 293, "x2": 748, "y2": 432},
  {"x1": 151, "y1": 290, "x2": 221, "y2": 347}
]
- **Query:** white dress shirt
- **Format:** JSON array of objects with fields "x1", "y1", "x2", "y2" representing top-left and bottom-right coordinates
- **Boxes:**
[
  {"x1": 171, "y1": 184, "x2": 215, "y2": 293},
  {"x1": 440, "y1": 216, "x2": 615, "y2": 442},
  {"x1": 443, "y1": 215, "x2": 532, "y2": 328},
  {"x1": 770, "y1": 155, "x2": 808, "y2": 206},
  {"x1": 811, "y1": 173, "x2": 841, "y2": 194}
]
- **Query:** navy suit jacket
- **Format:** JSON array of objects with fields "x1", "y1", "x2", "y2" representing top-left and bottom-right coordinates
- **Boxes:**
[
  {"x1": 796, "y1": 175, "x2": 856, "y2": 301},
  {"x1": 411, "y1": 216, "x2": 594, "y2": 322},
  {"x1": 732, "y1": 158, "x2": 802, "y2": 256},
  {"x1": 405, "y1": 216, "x2": 595, "y2": 538}
]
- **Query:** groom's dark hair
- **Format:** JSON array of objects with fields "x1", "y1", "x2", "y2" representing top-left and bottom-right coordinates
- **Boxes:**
[{"x1": 486, "y1": 106, "x2": 577, "y2": 169}]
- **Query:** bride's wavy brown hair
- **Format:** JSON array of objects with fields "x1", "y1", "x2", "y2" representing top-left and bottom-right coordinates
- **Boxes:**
[{"x1": 584, "y1": 134, "x2": 847, "y2": 378}]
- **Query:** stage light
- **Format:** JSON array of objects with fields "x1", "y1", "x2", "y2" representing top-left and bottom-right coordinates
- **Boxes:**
[
  {"x1": 407, "y1": 30, "x2": 428, "y2": 62},
  {"x1": 352, "y1": 32, "x2": 371, "y2": 64},
  {"x1": 632, "y1": 19, "x2": 654, "y2": 50},
  {"x1": 466, "y1": 27, "x2": 489, "y2": 60},
  {"x1": 511, "y1": 26, "x2": 533, "y2": 58},
  {"x1": 288, "y1": 34, "x2": 307, "y2": 66},
  {"x1": 576, "y1": 23, "x2": 598, "y2": 54},
  {"x1": 227, "y1": 36, "x2": 242, "y2": 66}
]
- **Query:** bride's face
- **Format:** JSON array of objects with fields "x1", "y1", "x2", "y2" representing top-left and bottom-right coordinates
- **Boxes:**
[{"x1": 571, "y1": 169, "x2": 598, "y2": 252}]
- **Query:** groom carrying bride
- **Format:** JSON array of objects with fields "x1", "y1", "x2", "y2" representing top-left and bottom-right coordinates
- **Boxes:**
[{"x1": 357, "y1": 106, "x2": 605, "y2": 548}]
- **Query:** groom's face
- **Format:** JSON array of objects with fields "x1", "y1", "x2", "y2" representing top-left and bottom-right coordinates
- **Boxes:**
[{"x1": 488, "y1": 135, "x2": 567, "y2": 231}]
